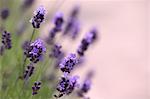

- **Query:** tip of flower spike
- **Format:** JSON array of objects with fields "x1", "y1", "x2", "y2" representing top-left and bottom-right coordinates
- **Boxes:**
[
  {"x1": 30, "y1": 39, "x2": 46, "y2": 52},
  {"x1": 53, "y1": 12, "x2": 63, "y2": 22},
  {"x1": 34, "y1": 5, "x2": 46, "y2": 15}
]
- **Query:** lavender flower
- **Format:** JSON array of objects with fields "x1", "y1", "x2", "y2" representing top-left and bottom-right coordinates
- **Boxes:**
[
  {"x1": 46, "y1": 13, "x2": 64, "y2": 44},
  {"x1": 71, "y1": 21, "x2": 80, "y2": 39},
  {"x1": 2, "y1": 31, "x2": 12, "y2": 49},
  {"x1": 77, "y1": 79, "x2": 91, "y2": 98},
  {"x1": 30, "y1": 6, "x2": 46, "y2": 28},
  {"x1": 70, "y1": 5, "x2": 79, "y2": 18},
  {"x1": 32, "y1": 81, "x2": 41, "y2": 95},
  {"x1": 63, "y1": 6, "x2": 79, "y2": 35},
  {"x1": 49, "y1": 44, "x2": 62, "y2": 58},
  {"x1": 77, "y1": 28, "x2": 97, "y2": 56},
  {"x1": 23, "y1": 63, "x2": 34, "y2": 80},
  {"x1": 1, "y1": 8, "x2": 9, "y2": 20},
  {"x1": 59, "y1": 53, "x2": 78, "y2": 73},
  {"x1": 77, "y1": 71, "x2": 94, "y2": 98},
  {"x1": 53, "y1": 12, "x2": 64, "y2": 31},
  {"x1": 24, "y1": 39, "x2": 46, "y2": 63},
  {"x1": 54, "y1": 74, "x2": 79, "y2": 98}
]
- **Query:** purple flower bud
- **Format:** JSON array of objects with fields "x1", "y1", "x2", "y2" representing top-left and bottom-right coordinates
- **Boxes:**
[
  {"x1": 49, "y1": 44, "x2": 62, "y2": 58},
  {"x1": 2, "y1": 31, "x2": 12, "y2": 49},
  {"x1": 1, "y1": 8, "x2": 9, "y2": 20},
  {"x1": 46, "y1": 13, "x2": 64, "y2": 44},
  {"x1": 53, "y1": 12, "x2": 64, "y2": 31},
  {"x1": 63, "y1": 6, "x2": 80, "y2": 35},
  {"x1": 81, "y1": 79, "x2": 91, "y2": 93},
  {"x1": 32, "y1": 81, "x2": 41, "y2": 95},
  {"x1": 30, "y1": 6, "x2": 46, "y2": 28},
  {"x1": 70, "y1": 5, "x2": 80, "y2": 18},
  {"x1": 24, "y1": 63, "x2": 34, "y2": 80},
  {"x1": 55, "y1": 74, "x2": 79, "y2": 98},
  {"x1": 77, "y1": 70, "x2": 94, "y2": 98},
  {"x1": 77, "y1": 28, "x2": 97, "y2": 56},
  {"x1": 59, "y1": 53, "x2": 78, "y2": 73},
  {"x1": 25, "y1": 39, "x2": 46, "y2": 63}
]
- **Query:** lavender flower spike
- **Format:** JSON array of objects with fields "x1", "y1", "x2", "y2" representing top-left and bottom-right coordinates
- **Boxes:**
[
  {"x1": 49, "y1": 44, "x2": 62, "y2": 58},
  {"x1": 30, "y1": 6, "x2": 46, "y2": 28},
  {"x1": 54, "y1": 73, "x2": 79, "y2": 98},
  {"x1": 23, "y1": 63, "x2": 34, "y2": 80},
  {"x1": 59, "y1": 53, "x2": 78, "y2": 73},
  {"x1": 25, "y1": 39, "x2": 46, "y2": 63},
  {"x1": 32, "y1": 81, "x2": 41, "y2": 95},
  {"x1": 46, "y1": 12, "x2": 64, "y2": 44},
  {"x1": 53, "y1": 12, "x2": 64, "y2": 31},
  {"x1": 77, "y1": 28, "x2": 97, "y2": 56},
  {"x1": 2, "y1": 31, "x2": 12, "y2": 49},
  {"x1": 1, "y1": 8, "x2": 9, "y2": 20}
]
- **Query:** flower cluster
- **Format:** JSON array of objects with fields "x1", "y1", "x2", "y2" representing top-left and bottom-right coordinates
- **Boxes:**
[
  {"x1": 54, "y1": 74, "x2": 79, "y2": 98},
  {"x1": 24, "y1": 39, "x2": 46, "y2": 63},
  {"x1": 0, "y1": 4, "x2": 98, "y2": 98},
  {"x1": 59, "y1": 53, "x2": 78, "y2": 73},
  {"x1": 1, "y1": 31, "x2": 12, "y2": 49},
  {"x1": 32, "y1": 81, "x2": 41, "y2": 95},
  {"x1": 30, "y1": 6, "x2": 46, "y2": 28},
  {"x1": 77, "y1": 28, "x2": 97, "y2": 56}
]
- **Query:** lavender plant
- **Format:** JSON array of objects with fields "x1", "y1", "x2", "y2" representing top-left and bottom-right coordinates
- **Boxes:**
[{"x1": 0, "y1": 1, "x2": 98, "y2": 99}]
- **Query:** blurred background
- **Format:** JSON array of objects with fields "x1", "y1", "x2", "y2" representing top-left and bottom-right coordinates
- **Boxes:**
[{"x1": 1, "y1": 0, "x2": 149, "y2": 99}]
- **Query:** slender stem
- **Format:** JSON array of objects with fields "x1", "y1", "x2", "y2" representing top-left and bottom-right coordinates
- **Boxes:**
[{"x1": 29, "y1": 28, "x2": 36, "y2": 42}]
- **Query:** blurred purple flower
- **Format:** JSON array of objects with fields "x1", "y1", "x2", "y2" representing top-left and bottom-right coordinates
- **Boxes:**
[
  {"x1": 1, "y1": 8, "x2": 9, "y2": 20},
  {"x1": 49, "y1": 44, "x2": 62, "y2": 58},
  {"x1": 63, "y1": 6, "x2": 80, "y2": 36},
  {"x1": 77, "y1": 28, "x2": 97, "y2": 56},
  {"x1": 46, "y1": 12, "x2": 64, "y2": 44},
  {"x1": 77, "y1": 70, "x2": 94, "y2": 98},
  {"x1": 53, "y1": 12, "x2": 64, "y2": 31}
]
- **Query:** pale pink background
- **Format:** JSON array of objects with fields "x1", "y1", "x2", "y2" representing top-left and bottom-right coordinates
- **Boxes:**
[{"x1": 36, "y1": 0, "x2": 148, "y2": 99}]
